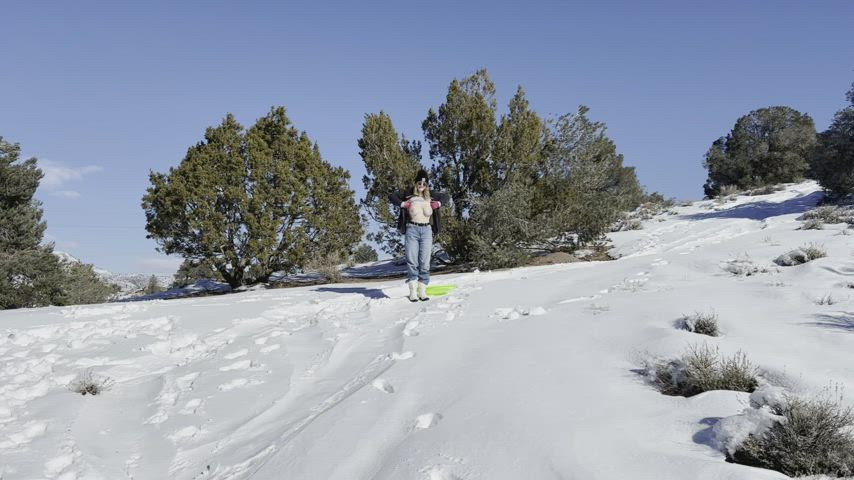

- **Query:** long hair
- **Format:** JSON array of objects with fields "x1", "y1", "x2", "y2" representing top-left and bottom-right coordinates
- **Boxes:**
[{"x1": 412, "y1": 183, "x2": 431, "y2": 201}]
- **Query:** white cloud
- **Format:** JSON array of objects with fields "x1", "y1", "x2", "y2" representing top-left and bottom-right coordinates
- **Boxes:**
[
  {"x1": 52, "y1": 190, "x2": 81, "y2": 198},
  {"x1": 39, "y1": 159, "x2": 103, "y2": 190}
]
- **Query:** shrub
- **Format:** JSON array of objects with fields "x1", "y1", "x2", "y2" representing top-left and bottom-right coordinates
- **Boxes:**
[
  {"x1": 649, "y1": 344, "x2": 758, "y2": 397},
  {"x1": 774, "y1": 243, "x2": 826, "y2": 266},
  {"x1": 69, "y1": 369, "x2": 114, "y2": 396},
  {"x1": 677, "y1": 311, "x2": 720, "y2": 336},
  {"x1": 352, "y1": 244, "x2": 379, "y2": 264},
  {"x1": 815, "y1": 293, "x2": 836, "y2": 306},
  {"x1": 468, "y1": 183, "x2": 538, "y2": 269},
  {"x1": 746, "y1": 185, "x2": 784, "y2": 196},
  {"x1": 729, "y1": 396, "x2": 854, "y2": 477},
  {"x1": 723, "y1": 256, "x2": 772, "y2": 276},
  {"x1": 800, "y1": 218, "x2": 824, "y2": 230},
  {"x1": 307, "y1": 251, "x2": 347, "y2": 283},
  {"x1": 800, "y1": 206, "x2": 849, "y2": 224}
]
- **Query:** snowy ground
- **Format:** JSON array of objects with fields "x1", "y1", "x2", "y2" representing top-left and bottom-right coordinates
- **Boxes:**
[{"x1": 3, "y1": 181, "x2": 854, "y2": 479}]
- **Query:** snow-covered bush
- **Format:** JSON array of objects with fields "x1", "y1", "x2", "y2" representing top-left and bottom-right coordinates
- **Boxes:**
[
  {"x1": 774, "y1": 243, "x2": 827, "y2": 266},
  {"x1": 722, "y1": 255, "x2": 773, "y2": 276},
  {"x1": 647, "y1": 344, "x2": 757, "y2": 397},
  {"x1": 677, "y1": 311, "x2": 719, "y2": 336},
  {"x1": 799, "y1": 205, "x2": 851, "y2": 225},
  {"x1": 745, "y1": 184, "x2": 784, "y2": 196},
  {"x1": 726, "y1": 394, "x2": 854, "y2": 477},
  {"x1": 68, "y1": 369, "x2": 114, "y2": 396},
  {"x1": 800, "y1": 218, "x2": 824, "y2": 230}
]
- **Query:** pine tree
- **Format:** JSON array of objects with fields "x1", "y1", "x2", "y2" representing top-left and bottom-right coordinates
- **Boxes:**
[
  {"x1": 0, "y1": 137, "x2": 65, "y2": 309},
  {"x1": 812, "y1": 83, "x2": 854, "y2": 197},
  {"x1": 142, "y1": 107, "x2": 362, "y2": 288},
  {"x1": 703, "y1": 106, "x2": 817, "y2": 197},
  {"x1": 357, "y1": 112, "x2": 422, "y2": 255}
]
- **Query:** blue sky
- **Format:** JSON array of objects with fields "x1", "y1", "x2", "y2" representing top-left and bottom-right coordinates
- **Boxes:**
[{"x1": 2, "y1": 0, "x2": 852, "y2": 274}]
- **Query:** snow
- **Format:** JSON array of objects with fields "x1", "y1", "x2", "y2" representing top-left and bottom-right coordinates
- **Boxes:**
[{"x1": 2, "y1": 181, "x2": 852, "y2": 479}]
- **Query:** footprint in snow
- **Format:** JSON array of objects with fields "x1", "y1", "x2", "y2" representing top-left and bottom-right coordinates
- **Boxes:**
[
  {"x1": 390, "y1": 351, "x2": 415, "y2": 360},
  {"x1": 223, "y1": 349, "x2": 248, "y2": 360},
  {"x1": 404, "y1": 321, "x2": 420, "y2": 337},
  {"x1": 219, "y1": 359, "x2": 252, "y2": 371},
  {"x1": 371, "y1": 378, "x2": 394, "y2": 393},
  {"x1": 423, "y1": 466, "x2": 462, "y2": 480},
  {"x1": 414, "y1": 413, "x2": 442, "y2": 430}
]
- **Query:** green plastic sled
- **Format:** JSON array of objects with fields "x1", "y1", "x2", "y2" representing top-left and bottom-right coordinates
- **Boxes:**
[{"x1": 425, "y1": 284, "x2": 457, "y2": 297}]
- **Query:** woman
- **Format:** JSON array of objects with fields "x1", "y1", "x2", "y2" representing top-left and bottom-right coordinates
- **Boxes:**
[{"x1": 389, "y1": 169, "x2": 449, "y2": 302}]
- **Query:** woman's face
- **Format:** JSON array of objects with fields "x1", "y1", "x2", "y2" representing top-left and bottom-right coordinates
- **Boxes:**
[{"x1": 416, "y1": 179, "x2": 427, "y2": 192}]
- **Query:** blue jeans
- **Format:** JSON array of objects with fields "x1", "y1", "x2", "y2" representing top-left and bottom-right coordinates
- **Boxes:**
[{"x1": 405, "y1": 224, "x2": 432, "y2": 284}]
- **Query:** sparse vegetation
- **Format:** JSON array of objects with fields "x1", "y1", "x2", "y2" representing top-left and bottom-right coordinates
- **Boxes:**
[
  {"x1": 800, "y1": 206, "x2": 850, "y2": 225},
  {"x1": 774, "y1": 243, "x2": 827, "y2": 266},
  {"x1": 351, "y1": 244, "x2": 379, "y2": 264},
  {"x1": 815, "y1": 293, "x2": 837, "y2": 305},
  {"x1": 677, "y1": 311, "x2": 720, "y2": 336},
  {"x1": 729, "y1": 395, "x2": 854, "y2": 477},
  {"x1": 800, "y1": 218, "x2": 824, "y2": 230},
  {"x1": 723, "y1": 255, "x2": 773, "y2": 276},
  {"x1": 647, "y1": 344, "x2": 758, "y2": 397},
  {"x1": 69, "y1": 369, "x2": 114, "y2": 396},
  {"x1": 307, "y1": 251, "x2": 347, "y2": 283}
]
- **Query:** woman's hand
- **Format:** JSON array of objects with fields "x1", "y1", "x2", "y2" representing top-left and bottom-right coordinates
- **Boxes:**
[
  {"x1": 402, "y1": 200, "x2": 412, "y2": 209},
  {"x1": 430, "y1": 200, "x2": 441, "y2": 209}
]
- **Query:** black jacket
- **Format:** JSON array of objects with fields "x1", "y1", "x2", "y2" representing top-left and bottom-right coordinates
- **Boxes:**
[{"x1": 388, "y1": 191, "x2": 451, "y2": 235}]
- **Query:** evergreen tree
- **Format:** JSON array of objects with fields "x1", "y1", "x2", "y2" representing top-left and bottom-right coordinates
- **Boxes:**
[
  {"x1": 537, "y1": 106, "x2": 643, "y2": 246},
  {"x1": 62, "y1": 262, "x2": 119, "y2": 304},
  {"x1": 172, "y1": 258, "x2": 223, "y2": 288},
  {"x1": 358, "y1": 112, "x2": 422, "y2": 255},
  {"x1": 812, "y1": 83, "x2": 854, "y2": 197},
  {"x1": 491, "y1": 86, "x2": 546, "y2": 190},
  {"x1": 142, "y1": 107, "x2": 362, "y2": 288},
  {"x1": 703, "y1": 106, "x2": 817, "y2": 197},
  {"x1": 422, "y1": 69, "x2": 498, "y2": 260},
  {"x1": 144, "y1": 275, "x2": 162, "y2": 295},
  {"x1": 423, "y1": 68, "x2": 498, "y2": 217},
  {"x1": 0, "y1": 137, "x2": 65, "y2": 309}
]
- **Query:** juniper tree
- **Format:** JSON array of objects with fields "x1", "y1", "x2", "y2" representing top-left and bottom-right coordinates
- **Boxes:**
[
  {"x1": 812, "y1": 83, "x2": 854, "y2": 197},
  {"x1": 536, "y1": 106, "x2": 643, "y2": 247},
  {"x1": 492, "y1": 86, "x2": 546, "y2": 190},
  {"x1": 703, "y1": 106, "x2": 817, "y2": 197},
  {"x1": 172, "y1": 258, "x2": 223, "y2": 288},
  {"x1": 422, "y1": 69, "x2": 498, "y2": 260},
  {"x1": 0, "y1": 137, "x2": 65, "y2": 309},
  {"x1": 358, "y1": 112, "x2": 422, "y2": 255},
  {"x1": 142, "y1": 107, "x2": 362, "y2": 288},
  {"x1": 62, "y1": 262, "x2": 119, "y2": 304}
]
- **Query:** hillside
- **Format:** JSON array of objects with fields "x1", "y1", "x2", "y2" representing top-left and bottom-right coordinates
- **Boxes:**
[{"x1": 3, "y1": 181, "x2": 853, "y2": 479}]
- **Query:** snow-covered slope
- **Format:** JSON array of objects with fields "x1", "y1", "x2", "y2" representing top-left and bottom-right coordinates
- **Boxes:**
[{"x1": 4, "y1": 181, "x2": 853, "y2": 479}]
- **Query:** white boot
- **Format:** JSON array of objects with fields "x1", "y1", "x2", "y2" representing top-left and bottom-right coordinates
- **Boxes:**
[
  {"x1": 418, "y1": 282, "x2": 429, "y2": 301},
  {"x1": 407, "y1": 281, "x2": 419, "y2": 302}
]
